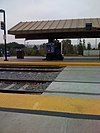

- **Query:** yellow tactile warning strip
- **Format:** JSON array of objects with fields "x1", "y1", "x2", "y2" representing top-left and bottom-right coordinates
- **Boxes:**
[
  {"x1": 0, "y1": 93, "x2": 100, "y2": 115},
  {"x1": 0, "y1": 61, "x2": 100, "y2": 67}
]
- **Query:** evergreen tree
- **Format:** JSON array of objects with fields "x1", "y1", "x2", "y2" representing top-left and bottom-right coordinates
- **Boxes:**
[
  {"x1": 87, "y1": 42, "x2": 91, "y2": 50},
  {"x1": 77, "y1": 39, "x2": 84, "y2": 55},
  {"x1": 83, "y1": 39, "x2": 86, "y2": 50},
  {"x1": 98, "y1": 43, "x2": 100, "y2": 50},
  {"x1": 61, "y1": 39, "x2": 74, "y2": 55}
]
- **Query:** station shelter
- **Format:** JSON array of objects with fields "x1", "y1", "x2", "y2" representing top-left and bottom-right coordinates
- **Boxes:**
[{"x1": 8, "y1": 18, "x2": 100, "y2": 60}]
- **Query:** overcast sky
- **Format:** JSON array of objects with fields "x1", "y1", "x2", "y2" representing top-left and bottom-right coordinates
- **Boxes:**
[{"x1": 0, "y1": 0, "x2": 100, "y2": 46}]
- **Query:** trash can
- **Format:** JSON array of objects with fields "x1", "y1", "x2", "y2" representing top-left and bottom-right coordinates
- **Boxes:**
[{"x1": 16, "y1": 49, "x2": 24, "y2": 59}]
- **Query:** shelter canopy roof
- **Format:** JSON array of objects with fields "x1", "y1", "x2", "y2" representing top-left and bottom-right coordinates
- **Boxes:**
[{"x1": 8, "y1": 18, "x2": 100, "y2": 39}]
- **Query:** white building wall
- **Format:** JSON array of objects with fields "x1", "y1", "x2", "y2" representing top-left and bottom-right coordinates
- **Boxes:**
[{"x1": 83, "y1": 50, "x2": 100, "y2": 56}]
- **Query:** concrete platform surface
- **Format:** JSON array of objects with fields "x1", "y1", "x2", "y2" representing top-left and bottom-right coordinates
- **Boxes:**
[
  {"x1": 0, "y1": 56, "x2": 100, "y2": 62},
  {"x1": 0, "y1": 58, "x2": 100, "y2": 67},
  {"x1": 64, "y1": 66, "x2": 100, "y2": 71},
  {"x1": 55, "y1": 67, "x2": 100, "y2": 83},
  {"x1": 44, "y1": 67, "x2": 100, "y2": 98},
  {"x1": 0, "y1": 111, "x2": 100, "y2": 133},
  {"x1": 44, "y1": 82, "x2": 100, "y2": 97},
  {"x1": 0, "y1": 66, "x2": 100, "y2": 133}
]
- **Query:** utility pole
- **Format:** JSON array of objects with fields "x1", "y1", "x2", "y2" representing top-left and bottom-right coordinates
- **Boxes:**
[
  {"x1": 0, "y1": 9, "x2": 8, "y2": 61},
  {"x1": 98, "y1": 43, "x2": 100, "y2": 60}
]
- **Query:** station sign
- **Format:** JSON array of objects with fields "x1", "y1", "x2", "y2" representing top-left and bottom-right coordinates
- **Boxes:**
[{"x1": 0, "y1": 21, "x2": 5, "y2": 30}]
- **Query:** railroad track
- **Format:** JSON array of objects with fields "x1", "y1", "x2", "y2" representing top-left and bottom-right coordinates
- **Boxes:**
[
  {"x1": 0, "y1": 67, "x2": 63, "y2": 72},
  {"x1": 0, "y1": 66, "x2": 63, "y2": 94}
]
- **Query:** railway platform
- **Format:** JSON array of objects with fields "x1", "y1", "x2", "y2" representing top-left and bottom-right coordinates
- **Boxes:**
[
  {"x1": 0, "y1": 60, "x2": 100, "y2": 132},
  {"x1": 0, "y1": 56, "x2": 100, "y2": 67}
]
